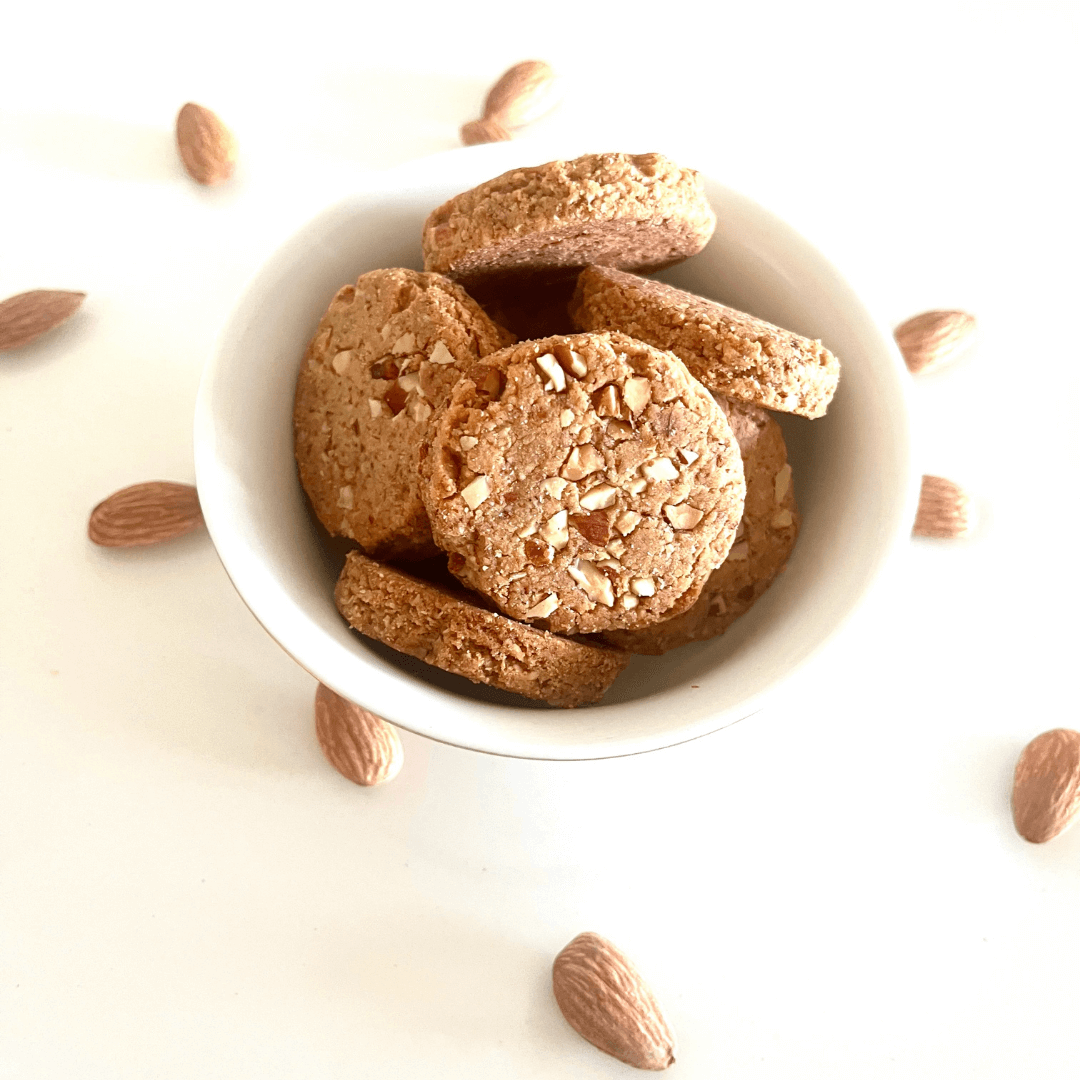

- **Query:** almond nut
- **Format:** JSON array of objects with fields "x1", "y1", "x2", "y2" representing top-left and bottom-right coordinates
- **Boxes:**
[
  {"x1": 88, "y1": 481, "x2": 204, "y2": 547},
  {"x1": 568, "y1": 559, "x2": 614, "y2": 607},
  {"x1": 0, "y1": 289, "x2": 86, "y2": 352},
  {"x1": 642, "y1": 458, "x2": 679, "y2": 482},
  {"x1": 428, "y1": 340, "x2": 456, "y2": 365},
  {"x1": 391, "y1": 332, "x2": 416, "y2": 355},
  {"x1": 314, "y1": 683, "x2": 403, "y2": 787},
  {"x1": 774, "y1": 464, "x2": 792, "y2": 503},
  {"x1": 554, "y1": 342, "x2": 588, "y2": 377},
  {"x1": 913, "y1": 475, "x2": 971, "y2": 539},
  {"x1": 524, "y1": 536, "x2": 553, "y2": 565},
  {"x1": 460, "y1": 116, "x2": 512, "y2": 145},
  {"x1": 663, "y1": 503, "x2": 704, "y2": 530},
  {"x1": 460, "y1": 475, "x2": 491, "y2": 509},
  {"x1": 594, "y1": 385, "x2": 621, "y2": 417},
  {"x1": 561, "y1": 445, "x2": 603, "y2": 481},
  {"x1": 623, "y1": 376, "x2": 651, "y2": 416},
  {"x1": 727, "y1": 541, "x2": 749, "y2": 561},
  {"x1": 482, "y1": 60, "x2": 560, "y2": 130},
  {"x1": 535, "y1": 353, "x2": 566, "y2": 391},
  {"x1": 579, "y1": 484, "x2": 618, "y2": 511},
  {"x1": 894, "y1": 309, "x2": 976, "y2": 374},
  {"x1": 175, "y1": 103, "x2": 236, "y2": 186},
  {"x1": 524, "y1": 593, "x2": 560, "y2": 619},
  {"x1": 1011, "y1": 728, "x2": 1080, "y2": 843},
  {"x1": 552, "y1": 931, "x2": 676, "y2": 1071},
  {"x1": 540, "y1": 510, "x2": 569, "y2": 549},
  {"x1": 570, "y1": 511, "x2": 612, "y2": 546}
]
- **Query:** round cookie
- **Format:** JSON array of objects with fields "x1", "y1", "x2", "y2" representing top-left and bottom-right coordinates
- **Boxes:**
[
  {"x1": 421, "y1": 153, "x2": 716, "y2": 288},
  {"x1": 294, "y1": 268, "x2": 514, "y2": 560},
  {"x1": 603, "y1": 398, "x2": 799, "y2": 654},
  {"x1": 334, "y1": 552, "x2": 629, "y2": 708},
  {"x1": 419, "y1": 331, "x2": 746, "y2": 636},
  {"x1": 570, "y1": 264, "x2": 840, "y2": 419}
]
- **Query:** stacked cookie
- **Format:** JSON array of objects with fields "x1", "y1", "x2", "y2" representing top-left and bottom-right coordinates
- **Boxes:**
[{"x1": 294, "y1": 152, "x2": 839, "y2": 707}]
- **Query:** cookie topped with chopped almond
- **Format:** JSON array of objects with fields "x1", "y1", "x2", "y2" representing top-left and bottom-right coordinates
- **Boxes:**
[
  {"x1": 418, "y1": 331, "x2": 745, "y2": 635},
  {"x1": 603, "y1": 397, "x2": 799, "y2": 654},
  {"x1": 293, "y1": 268, "x2": 513, "y2": 561}
]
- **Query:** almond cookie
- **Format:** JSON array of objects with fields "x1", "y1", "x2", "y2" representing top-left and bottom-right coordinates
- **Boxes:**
[
  {"x1": 603, "y1": 398, "x2": 799, "y2": 654},
  {"x1": 294, "y1": 269, "x2": 513, "y2": 560},
  {"x1": 421, "y1": 153, "x2": 716, "y2": 288},
  {"x1": 335, "y1": 552, "x2": 628, "y2": 708},
  {"x1": 570, "y1": 265, "x2": 840, "y2": 419},
  {"x1": 419, "y1": 331, "x2": 746, "y2": 636}
]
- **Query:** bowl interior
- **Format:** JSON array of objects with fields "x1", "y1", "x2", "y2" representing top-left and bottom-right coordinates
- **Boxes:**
[{"x1": 194, "y1": 144, "x2": 915, "y2": 760}]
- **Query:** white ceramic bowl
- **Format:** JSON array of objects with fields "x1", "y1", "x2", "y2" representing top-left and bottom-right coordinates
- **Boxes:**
[{"x1": 193, "y1": 142, "x2": 918, "y2": 761}]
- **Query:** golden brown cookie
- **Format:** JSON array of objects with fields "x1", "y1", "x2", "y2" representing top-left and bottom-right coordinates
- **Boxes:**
[
  {"x1": 570, "y1": 265, "x2": 840, "y2": 419},
  {"x1": 419, "y1": 332, "x2": 745, "y2": 636},
  {"x1": 421, "y1": 153, "x2": 716, "y2": 288},
  {"x1": 603, "y1": 398, "x2": 799, "y2": 654},
  {"x1": 334, "y1": 552, "x2": 629, "y2": 708},
  {"x1": 293, "y1": 269, "x2": 513, "y2": 560}
]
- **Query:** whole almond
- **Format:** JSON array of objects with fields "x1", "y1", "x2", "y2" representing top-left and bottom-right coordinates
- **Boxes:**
[
  {"x1": 314, "y1": 683, "x2": 403, "y2": 787},
  {"x1": 88, "y1": 482, "x2": 204, "y2": 547},
  {"x1": 460, "y1": 117, "x2": 513, "y2": 146},
  {"x1": 0, "y1": 290, "x2": 86, "y2": 352},
  {"x1": 482, "y1": 60, "x2": 560, "y2": 130},
  {"x1": 913, "y1": 475, "x2": 971, "y2": 539},
  {"x1": 1012, "y1": 729, "x2": 1080, "y2": 843},
  {"x1": 894, "y1": 309, "x2": 976, "y2": 374},
  {"x1": 552, "y1": 932, "x2": 676, "y2": 1071},
  {"x1": 176, "y1": 102, "x2": 237, "y2": 186}
]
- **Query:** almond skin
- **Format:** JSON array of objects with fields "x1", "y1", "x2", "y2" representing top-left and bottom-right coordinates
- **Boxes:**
[
  {"x1": 460, "y1": 116, "x2": 512, "y2": 146},
  {"x1": 553, "y1": 932, "x2": 676, "y2": 1071},
  {"x1": 0, "y1": 290, "x2": 85, "y2": 352},
  {"x1": 913, "y1": 475, "x2": 971, "y2": 539},
  {"x1": 482, "y1": 60, "x2": 560, "y2": 130},
  {"x1": 894, "y1": 310, "x2": 976, "y2": 374},
  {"x1": 1012, "y1": 729, "x2": 1080, "y2": 843},
  {"x1": 88, "y1": 482, "x2": 204, "y2": 547},
  {"x1": 176, "y1": 103, "x2": 237, "y2": 186},
  {"x1": 314, "y1": 684, "x2": 403, "y2": 787}
]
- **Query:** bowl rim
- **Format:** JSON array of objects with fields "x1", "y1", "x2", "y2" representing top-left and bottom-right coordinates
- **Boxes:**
[{"x1": 193, "y1": 141, "x2": 919, "y2": 761}]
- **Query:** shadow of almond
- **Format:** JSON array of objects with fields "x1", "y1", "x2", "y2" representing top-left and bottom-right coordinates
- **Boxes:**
[
  {"x1": 306, "y1": 70, "x2": 490, "y2": 168},
  {"x1": 0, "y1": 110, "x2": 178, "y2": 184},
  {"x1": 304, "y1": 903, "x2": 556, "y2": 1053}
]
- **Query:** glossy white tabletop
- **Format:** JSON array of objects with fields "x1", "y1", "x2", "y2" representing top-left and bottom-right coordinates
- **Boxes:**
[{"x1": 2, "y1": 3, "x2": 1078, "y2": 1076}]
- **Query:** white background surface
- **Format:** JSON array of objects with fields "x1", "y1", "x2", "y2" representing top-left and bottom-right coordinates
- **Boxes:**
[{"x1": 2, "y1": 2, "x2": 1078, "y2": 1076}]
